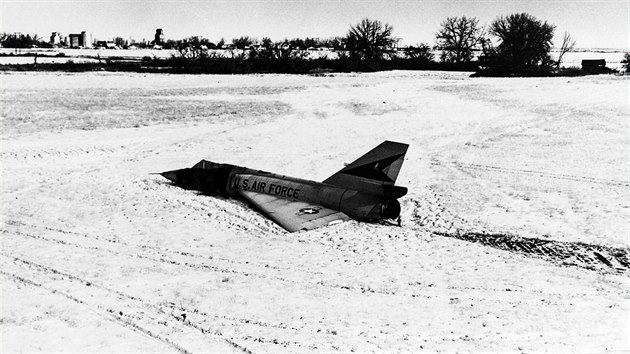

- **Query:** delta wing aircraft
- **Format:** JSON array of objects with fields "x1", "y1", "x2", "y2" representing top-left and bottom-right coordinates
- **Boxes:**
[{"x1": 160, "y1": 141, "x2": 408, "y2": 232}]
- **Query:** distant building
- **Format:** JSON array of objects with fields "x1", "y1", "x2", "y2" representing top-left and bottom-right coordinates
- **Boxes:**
[
  {"x1": 68, "y1": 31, "x2": 88, "y2": 48},
  {"x1": 50, "y1": 32, "x2": 62, "y2": 46},
  {"x1": 95, "y1": 41, "x2": 117, "y2": 49},
  {"x1": 154, "y1": 28, "x2": 164, "y2": 45},
  {"x1": 581, "y1": 59, "x2": 607, "y2": 74}
]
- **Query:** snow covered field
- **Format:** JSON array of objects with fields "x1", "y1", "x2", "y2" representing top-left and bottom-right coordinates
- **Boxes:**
[{"x1": 1, "y1": 71, "x2": 629, "y2": 352}]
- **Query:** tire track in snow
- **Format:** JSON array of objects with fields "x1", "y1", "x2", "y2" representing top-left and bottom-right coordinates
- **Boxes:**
[
  {"x1": 0, "y1": 259, "x2": 197, "y2": 354},
  {"x1": 429, "y1": 86, "x2": 574, "y2": 148},
  {"x1": 0, "y1": 121, "x2": 248, "y2": 163},
  {"x1": 0, "y1": 145, "x2": 126, "y2": 161},
  {"x1": 6, "y1": 221, "x2": 416, "y2": 298},
  {"x1": 4, "y1": 223, "x2": 439, "y2": 300},
  {"x1": 434, "y1": 160, "x2": 630, "y2": 187},
  {"x1": 1, "y1": 254, "x2": 255, "y2": 353},
  {"x1": 405, "y1": 188, "x2": 630, "y2": 275},
  {"x1": 2, "y1": 226, "x2": 300, "y2": 284},
  {"x1": 433, "y1": 231, "x2": 630, "y2": 275},
  {"x1": 7, "y1": 220, "x2": 508, "y2": 313},
  {"x1": 1, "y1": 253, "x2": 348, "y2": 353}
]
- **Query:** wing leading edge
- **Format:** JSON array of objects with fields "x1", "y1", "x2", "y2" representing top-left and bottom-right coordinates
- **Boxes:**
[{"x1": 238, "y1": 190, "x2": 351, "y2": 232}]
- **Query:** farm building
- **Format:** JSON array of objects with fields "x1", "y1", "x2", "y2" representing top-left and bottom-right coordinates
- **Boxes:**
[
  {"x1": 581, "y1": 59, "x2": 607, "y2": 74},
  {"x1": 68, "y1": 31, "x2": 89, "y2": 48}
]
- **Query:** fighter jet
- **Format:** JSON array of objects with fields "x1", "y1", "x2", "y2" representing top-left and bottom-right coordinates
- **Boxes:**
[{"x1": 160, "y1": 141, "x2": 408, "y2": 232}]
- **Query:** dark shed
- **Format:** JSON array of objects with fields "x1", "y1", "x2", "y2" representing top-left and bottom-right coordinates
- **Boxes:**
[{"x1": 581, "y1": 59, "x2": 607, "y2": 73}]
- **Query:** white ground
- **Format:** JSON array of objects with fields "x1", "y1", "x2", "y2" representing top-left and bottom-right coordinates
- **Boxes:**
[{"x1": 1, "y1": 71, "x2": 629, "y2": 353}]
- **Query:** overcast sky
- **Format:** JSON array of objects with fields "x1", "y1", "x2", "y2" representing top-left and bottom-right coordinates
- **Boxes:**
[{"x1": 1, "y1": 0, "x2": 628, "y2": 49}]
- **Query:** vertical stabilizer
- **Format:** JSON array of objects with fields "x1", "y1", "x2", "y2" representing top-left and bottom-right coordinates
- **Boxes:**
[{"x1": 323, "y1": 141, "x2": 408, "y2": 196}]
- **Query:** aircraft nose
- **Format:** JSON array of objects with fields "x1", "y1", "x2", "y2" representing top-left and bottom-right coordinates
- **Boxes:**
[{"x1": 160, "y1": 170, "x2": 179, "y2": 183}]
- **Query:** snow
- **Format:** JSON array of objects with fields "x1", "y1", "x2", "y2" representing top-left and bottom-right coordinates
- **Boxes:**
[{"x1": 1, "y1": 71, "x2": 629, "y2": 352}]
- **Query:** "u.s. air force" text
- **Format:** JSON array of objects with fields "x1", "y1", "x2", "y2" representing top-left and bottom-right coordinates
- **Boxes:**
[{"x1": 233, "y1": 177, "x2": 300, "y2": 199}]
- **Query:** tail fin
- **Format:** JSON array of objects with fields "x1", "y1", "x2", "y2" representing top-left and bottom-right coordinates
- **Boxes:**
[{"x1": 323, "y1": 141, "x2": 408, "y2": 197}]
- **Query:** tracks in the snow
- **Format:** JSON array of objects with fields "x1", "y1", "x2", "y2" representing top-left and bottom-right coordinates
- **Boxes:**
[
  {"x1": 433, "y1": 160, "x2": 630, "y2": 187},
  {"x1": 434, "y1": 231, "x2": 630, "y2": 275},
  {"x1": 0, "y1": 255, "x2": 231, "y2": 354},
  {"x1": 1, "y1": 222, "x2": 318, "y2": 286},
  {"x1": 0, "y1": 244, "x2": 349, "y2": 353},
  {"x1": 407, "y1": 188, "x2": 630, "y2": 275},
  {"x1": 3, "y1": 187, "x2": 627, "y2": 353},
  {"x1": 0, "y1": 145, "x2": 127, "y2": 161},
  {"x1": 1, "y1": 220, "x2": 402, "y2": 352}
]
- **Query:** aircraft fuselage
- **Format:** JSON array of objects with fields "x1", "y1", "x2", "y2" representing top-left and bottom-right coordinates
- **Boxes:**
[
  {"x1": 226, "y1": 168, "x2": 401, "y2": 221},
  {"x1": 159, "y1": 140, "x2": 409, "y2": 231}
]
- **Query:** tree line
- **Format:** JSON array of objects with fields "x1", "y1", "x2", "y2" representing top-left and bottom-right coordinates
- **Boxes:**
[
  {"x1": 4, "y1": 13, "x2": 626, "y2": 75},
  {"x1": 345, "y1": 14, "x2": 577, "y2": 74},
  {"x1": 0, "y1": 33, "x2": 48, "y2": 48},
  {"x1": 159, "y1": 13, "x2": 579, "y2": 75}
]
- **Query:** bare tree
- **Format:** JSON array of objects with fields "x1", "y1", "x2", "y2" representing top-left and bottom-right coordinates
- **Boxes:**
[
  {"x1": 490, "y1": 13, "x2": 555, "y2": 72},
  {"x1": 403, "y1": 44, "x2": 434, "y2": 61},
  {"x1": 232, "y1": 36, "x2": 255, "y2": 49},
  {"x1": 346, "y1": 18, "x2": 398, "y2": 60},
  {"x1": 556, "y1": 31, "x2": 576, "y2": 69},
  {"x1": 435, "y1": 16, "x2": 485, "y2": 63}
]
